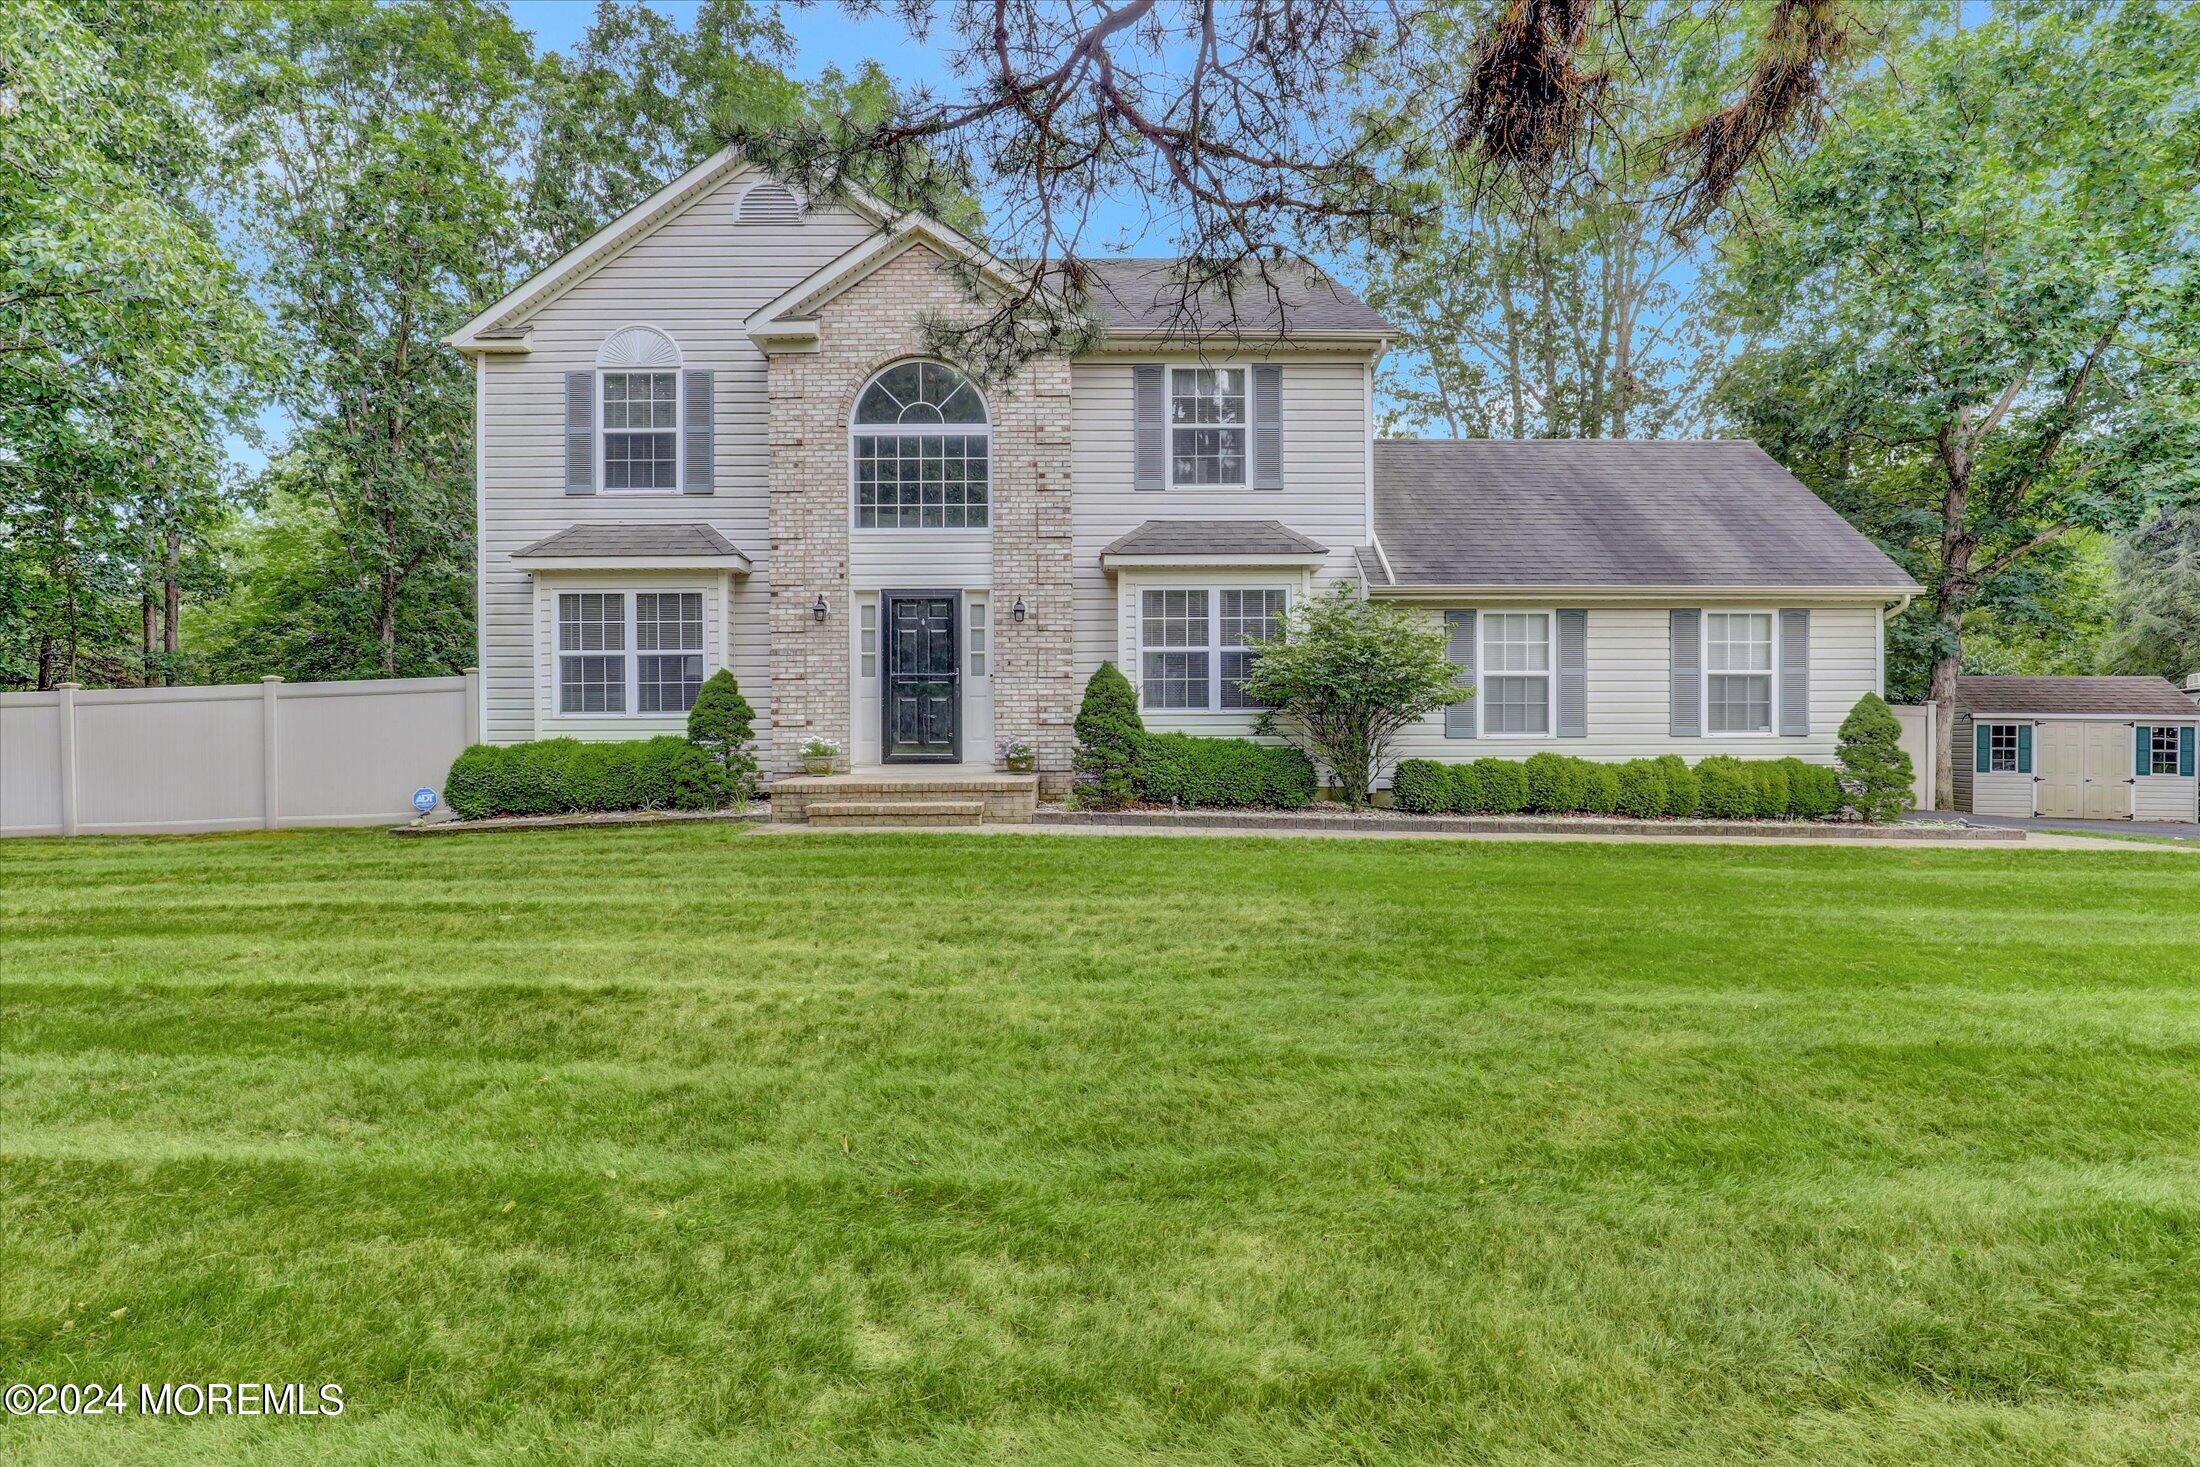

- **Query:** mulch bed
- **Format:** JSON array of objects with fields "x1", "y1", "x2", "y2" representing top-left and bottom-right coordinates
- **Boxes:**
[{"x1": 391, "y1": 803, "x2": 766, "y2": 837}]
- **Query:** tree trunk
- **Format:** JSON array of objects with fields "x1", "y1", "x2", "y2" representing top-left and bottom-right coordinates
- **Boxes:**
[
  {"x1": 377, "y1": 569, "x2": 399, "y2": 675},
  {"x1": 161, "y1": 529, "x2": 181, "y2": 685},
  {"x1": 35, "y1": 632, "x2": 56, "y2": 692},
  {"x1": 141, "y1": 590, "x2": 158, "y2": 687}
]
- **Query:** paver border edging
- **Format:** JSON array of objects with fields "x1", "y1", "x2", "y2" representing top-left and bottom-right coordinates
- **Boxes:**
[
  {"x1": 391, "y1": 807, "x2": 763, "y2": 837},
  {"x1": 1032, "y1": 809, "x2": 2024, "y2": 841}
]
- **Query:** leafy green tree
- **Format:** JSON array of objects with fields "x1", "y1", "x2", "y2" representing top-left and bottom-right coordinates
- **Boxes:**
[
  {"x1": 686, "y1": 669, "x2": 760, "y2": 803},
  {"x1": 1071, "y1": 662, "x2": 1144, "y2": 810},
  {"x1": 0, "y1": 0, "x2": 266, "y2": 688},
  {"x1": 1243, "y1": 587, "x2": 1468, "y2": 807},
  {"x1": 2102, "y1": 510, "x2": 2200, "y2": 683},
  {"x1": 1720, "y1": 5, "x2": 2200, "y2": 801},
  {"x1": 215, "y1": 0, "x2": 535, "y2": 676},
  {"x1": 1836, "y1": 694, "x2": 1914, "y2": 824}
]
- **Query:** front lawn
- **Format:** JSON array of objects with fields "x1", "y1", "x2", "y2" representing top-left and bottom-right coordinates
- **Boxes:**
[{"x1": 5, "y1": 828, "x2": 2200, "y2": 1463}]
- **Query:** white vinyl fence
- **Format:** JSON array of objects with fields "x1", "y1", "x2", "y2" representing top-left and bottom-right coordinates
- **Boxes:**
[
  {"x1": 1891, "y1": 701, "x2": 1937, "y2": 812},
  {"x1": 1, "y1": 671, "x2": 478, "y2": 837}
]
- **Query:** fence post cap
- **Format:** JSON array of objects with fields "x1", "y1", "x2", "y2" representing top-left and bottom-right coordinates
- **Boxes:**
[
  {"x1": 463, "y1": 666, "x2": 480, "y2": 675},
  {"x1": 57, "y1": 681, "x2": 81, "y2": 690},
  {"x1": 261, "y1": 675, "x2": 285, "y2": 684}
]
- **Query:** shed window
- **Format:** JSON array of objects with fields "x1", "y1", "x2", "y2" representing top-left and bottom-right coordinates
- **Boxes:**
[
  {"x1": 2151, "y1": 725, "x2": 2182, "y2": 776},
  {"x1": 1986, "y1": 723, "x2": 2021, "y2": 774}
]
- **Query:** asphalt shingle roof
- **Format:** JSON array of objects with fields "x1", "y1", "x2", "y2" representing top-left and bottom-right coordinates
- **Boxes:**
[
  {"x1": 1080, "y1": 259, "x2": 1391, "y2": 338},
  {"x1": 1102, "y1": 519, "x2": 1328, "y2": 558},
  {"x1": 1955, "y1": 676, "x2": 2200, "y2": 718},
  {"x1": 512, "y1": 523, "x2": 744, "y2": 559},
  {"x1": 1371, "y1": 439, "x2": 1918, "y2": 590}
]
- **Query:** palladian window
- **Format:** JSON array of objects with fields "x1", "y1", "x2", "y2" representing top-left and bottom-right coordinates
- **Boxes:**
[{"x1": 852, "y1": 361, "x2": 990, "y2": 529}]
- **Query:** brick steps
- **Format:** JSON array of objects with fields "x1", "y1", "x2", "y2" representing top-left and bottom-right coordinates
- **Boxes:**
[
  {"x1": 771, "y1": 773, "x2": 1038, "y2": 825},
  {"x1": 805, "y1": 800, "x2": 986, "y2": 828}
]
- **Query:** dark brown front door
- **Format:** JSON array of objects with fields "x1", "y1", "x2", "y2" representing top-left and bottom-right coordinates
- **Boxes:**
[{"x1": 883, "y1": 592, "x2": 959, "y2": 762}]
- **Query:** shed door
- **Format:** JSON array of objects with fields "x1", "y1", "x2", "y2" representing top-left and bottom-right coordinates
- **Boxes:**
[
  {"x1": 2036, "y1": 721, "x2": 2083, "y2": 818},
  {"x1": 2082, "y1": 722, "x2": 2131, "y2": 819}
]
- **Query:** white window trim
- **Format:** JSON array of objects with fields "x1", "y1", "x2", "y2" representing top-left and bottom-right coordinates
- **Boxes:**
[
  {"x1": 1165, "y1": 363, "x2": 1255, "y2": 492},
  {"x1": 554, "y1": 589, "x2": 707, "y2": 717},
  {"x1": 1702, "y1": 608, "x2": 1780, "y2": 738},
  {"x1": 847, "y1": 360, "x2": 993, "y2": 533},
  {"x1": 598, "y1": 369, "x2": 683, "y2": 496},
  {"x1": 1476, "y1": 608, "x2": 1556, "y2": 740},
  {"x1": 1983, "y1": 721, "x2": 2024, "y2": 775},
  {"x1": 1137, "y1": 584, "x2": 1289, "y2": 712},
  {"x1": 966, "y1": 595, "x2": 989, "y2": 679},
  {"x1": 2147, "y1": 724, "x2": 2183, "y2": 777}
]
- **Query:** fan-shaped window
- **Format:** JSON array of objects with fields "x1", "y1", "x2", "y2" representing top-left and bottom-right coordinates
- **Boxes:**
[
  {"x1": 851, "y1": 361, "x2": 989, "y2": 529},
  {"x1": 736, "y1": 181, "x2": 803, "y2": 226}
]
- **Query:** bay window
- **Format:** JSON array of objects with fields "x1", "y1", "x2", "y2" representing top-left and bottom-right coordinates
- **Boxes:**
[
  {"x1": 1139, "y1": 585, "x2": 1288, "y2": 711},
  {"x1": 557, "y1": 590, "x2": 705, "y2": 715}
]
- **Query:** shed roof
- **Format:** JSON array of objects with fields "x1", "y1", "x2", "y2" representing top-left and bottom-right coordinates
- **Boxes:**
[
  {"x1": 1369, "y1": 439, "x2": 1918, "y2": 591},
  {"x1": 1101, "y1": 519, "x2": 1329, "y2": 559},
  {"x1": 1955, "y1": 676, "x2": 2200, "y2": 718}
]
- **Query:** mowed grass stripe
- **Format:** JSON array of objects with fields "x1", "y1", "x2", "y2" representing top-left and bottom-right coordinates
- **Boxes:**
[{"x1": 4, "y1": 828, "x2": 2199, "y2": 1463}]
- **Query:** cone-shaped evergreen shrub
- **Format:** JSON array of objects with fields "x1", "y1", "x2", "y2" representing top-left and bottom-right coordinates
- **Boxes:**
[
  {"x1": 1838, "y1": 693, "x2": 1914, "y2": 823},
  {"x1": 1073, "y1": 662, "x2": 1145, "y2": 809},
  {"x1": 686, "y1": 669, "x2": 759, "y2": 803}
]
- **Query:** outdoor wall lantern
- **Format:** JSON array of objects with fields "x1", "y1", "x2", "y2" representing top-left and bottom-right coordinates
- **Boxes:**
[
  {"x1": 1012, "y1": 598, "x2": 1027, "y2": 623},
  {"x1": 812, "y1": 594, "x2": 828, "y2": 623}
]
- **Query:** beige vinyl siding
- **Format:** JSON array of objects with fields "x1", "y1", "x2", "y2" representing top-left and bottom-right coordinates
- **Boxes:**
[
  {"x1": 478, "y1": 167, "x2": 875, "y2": 754},
  {"x1": 850, "y1": 529, "x2": 991, "y2": 590},
  {"x1": 1070, "y1": 358, "x2": 1372, "y2": 683},
  {"x1": 1388, "y1": 603, "x2": 1884, "y2": 770},
  {"x1": 2135, "y1": 770, "x2": 2197, "y2": 821},
  {"x1": 1955, "y1": 713, "x2": 2036, "y2": 816}
]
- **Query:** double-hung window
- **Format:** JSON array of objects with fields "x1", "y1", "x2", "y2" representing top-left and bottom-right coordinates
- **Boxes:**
[
  {"x1": 1219, "y1": 589, "x2": 1286, "y2": 708},
  {"x1": 1986, "y1": 723, "x2": 2022, "y2": 773},
  {"x1": 2151, "y1": 725, "x2": 2182, "y2": 775},
  {"x1": 557, "y1": 591, "x2": 705, "y2": 715},
  {"x1": 1704, "y1": 612, "x2": 1775, "y2": 734},
  {"x1": 1139, "y1": 586, "x2": 1288, "y2": 710},
  {"x1": 601, "y1": 372, "x2": 679, "y2": 490},
  {"x1": 1481, "y1": 612, "x2": 1551, "y2": 735},
  {"x1": 1169, "y1": 368, "x2": 1247, "y2": 486}
]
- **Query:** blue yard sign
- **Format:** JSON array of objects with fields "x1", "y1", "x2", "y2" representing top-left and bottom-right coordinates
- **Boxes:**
[{"x1": 412, "y1": 788, "x2": 439, "y2": 814}]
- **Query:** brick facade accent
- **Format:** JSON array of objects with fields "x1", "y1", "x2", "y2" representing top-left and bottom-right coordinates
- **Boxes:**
[{"x1": 764, "y1": 245, "x2": 1076, "y2": 782}]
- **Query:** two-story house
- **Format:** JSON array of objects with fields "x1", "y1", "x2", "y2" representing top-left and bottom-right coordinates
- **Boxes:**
[{"x1": 448, "y1": 148, "x2": 1918, "y2": 810}]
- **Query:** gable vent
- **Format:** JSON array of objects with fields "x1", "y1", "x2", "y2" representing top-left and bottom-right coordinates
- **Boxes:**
[{"x1": 737, "y1": 181, "x2": 803, "y2": 226}]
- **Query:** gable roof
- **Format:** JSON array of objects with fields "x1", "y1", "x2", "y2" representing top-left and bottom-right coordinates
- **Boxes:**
[
  {"x1": 1369, "y1": 439, "x2": 1919, "y2": 593},
  {"x1": 449, "y1": 145, "x2": 1389, "y2": 354},
  {"x1": 1955, "y1": 676, "x2": 2200, "y2": 718}
]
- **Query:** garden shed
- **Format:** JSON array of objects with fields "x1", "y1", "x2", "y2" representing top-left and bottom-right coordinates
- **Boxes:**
[{"x1": 1954, "y1": 676, "x2": 2199, "y2": 821}]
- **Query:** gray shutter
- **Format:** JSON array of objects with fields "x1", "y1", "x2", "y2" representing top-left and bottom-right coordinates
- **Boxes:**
[
  {"x1": 1252, "y1": 364, "x2": 1283, "y2": 489},
  {"x1": 1556, "y1": 609, "x2": 1587, "y2": 738},
  {"x1": 1445, "y1": 609, "x2": 1476, "y2": 739},
  {"x1": 1779, "y1": 608, "x2": 1810, "y2": 736},
  {"x1": 1670, "y1": 608, "x2": 1701, "y2": 737},
  {"x1": 1133, "y1": 364, "x2": 1165, "y2": 491},
  {"x1": 564, "y1": 372, "x2": 595, "y2": 494},
  {"x1": 681, "y1": 370, "x2": 714, "y2": 494}
]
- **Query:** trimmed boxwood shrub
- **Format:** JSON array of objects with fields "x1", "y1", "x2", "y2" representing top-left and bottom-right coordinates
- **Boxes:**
[
  {"x1": 1136, "y1": 733, "x2": 1316, "y2": 810},
  {"x1": 1694, "y1": 756, "x2": 1757, "y2": 819},
  {"x1": 444, "y1": 737, "x2": 725, "y2": 820},
  {"x1": 1614, "y1": 759, "x2": 1667, "y2": 818},
  {"x1": 1653, "y1": 754, "x2": 1699, "y2": 818},
  {"x1": 1391, "y1": 758, "x2": 1451, "y2": 814},
  {"x1": 1472, "y1": 758, "x2": 1530, "y2": 814},
  {"x1": 1579, "y1": 762, "x2": 1621, "y2": 814},
  {"x1": 1784, "y1": 758, "x2": 1842, "y2": 820},
  {"x1": 1445, "y1": 761, "x2": 1487, "y2": 814},
  {"x1": 1523, "y1": 752, "x2": 1588, "y2": 814}
]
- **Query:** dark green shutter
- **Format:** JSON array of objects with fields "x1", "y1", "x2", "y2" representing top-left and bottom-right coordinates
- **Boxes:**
[
  {"x1": 2017, "y1": 724, "x2": 2033, "y2": 775},
  {"x1": 2136, "y1": 725, "x2": 2151, "y2": 776},
  {"x1": 2183, "y1": 725, "x2": 2196, "y2": 778},
  {"x1": 1974, "y1": 721, "x2": 1990, "y2": 772}
]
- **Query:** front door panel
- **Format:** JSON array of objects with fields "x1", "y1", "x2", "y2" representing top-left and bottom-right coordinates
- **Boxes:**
[
  {"x1": 2037, "y1": 722, "x2": 2082, "y2": 817},
  {"x1": 884, "y1": 593, "x2": 959, "y2": 762}
]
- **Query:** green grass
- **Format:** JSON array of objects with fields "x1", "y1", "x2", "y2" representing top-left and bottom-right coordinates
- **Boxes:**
[{"x1": 6, "y1": 827, "x2": 2200, "y2": 1464}]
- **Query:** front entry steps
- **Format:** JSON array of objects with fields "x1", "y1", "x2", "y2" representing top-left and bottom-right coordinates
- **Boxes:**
[
  {"x1": 806, "y1": 800, "x2": 985, "y2": 828},
  {"x1": 770, "y1": 771, "x2": 1038, "y2": 826}
]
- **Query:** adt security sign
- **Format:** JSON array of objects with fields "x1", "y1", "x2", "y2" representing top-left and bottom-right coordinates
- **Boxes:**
[{"x1": 412, "y1": 787, "x2": 439, "y2": 814}]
